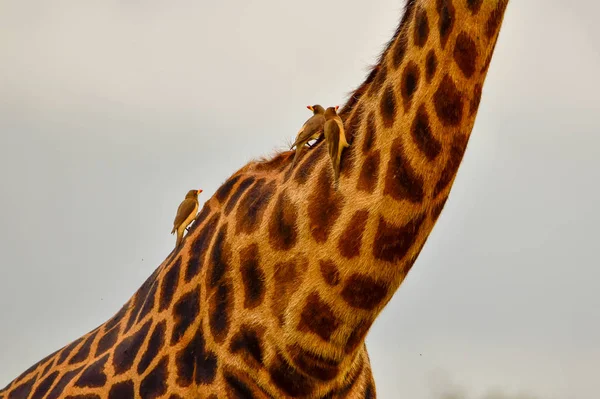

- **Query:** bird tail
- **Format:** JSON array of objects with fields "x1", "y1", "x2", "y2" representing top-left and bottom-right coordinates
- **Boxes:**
[
  {"x1": 291, "y1": 146, "x2": 302, "y2": 168},
  {"x1": 171, "y1": 226, "x2": 176, "y2": 235}
]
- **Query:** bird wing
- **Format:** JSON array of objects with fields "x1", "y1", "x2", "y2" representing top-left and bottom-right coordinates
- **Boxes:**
[
  {"x1": 292, "y1": 114, "x2": 325, "y2": 148},
  {"x1": 334, "y1": 117, "x2": 348, "y2": 147},
  {"x1": 325, "y1": 119, "x2": 341, "y2": 167},
  {"x1": 173, "y1": 198, "x2": 197, "y2": 229}
]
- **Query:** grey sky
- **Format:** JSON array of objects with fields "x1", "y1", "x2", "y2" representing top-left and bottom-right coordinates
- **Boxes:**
[{"x1": 1, "y1": 1, "x2": 599, "y2": 398}]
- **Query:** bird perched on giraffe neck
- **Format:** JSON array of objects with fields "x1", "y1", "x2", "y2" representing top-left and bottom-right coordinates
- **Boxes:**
[
  {"x1": 290, "y1": 104, "x2": 326, "y2": 167},
  {"x1": 171, "y1": 189, "x2": 202, "y2": 248},
  {"x1": 323, "y1": 105, "x2": 349, "y2": 186}
]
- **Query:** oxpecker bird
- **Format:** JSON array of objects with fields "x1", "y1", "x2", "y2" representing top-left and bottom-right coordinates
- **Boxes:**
[
  {"x1": 323, "y1": 105, "x2": 349, "y2": 186},
  {"x1": 171, "y1": 189, "x2": 202, "y2": 248},
  {"x1": 291, "y1": 104, "x2": 326, "y2": 167}
]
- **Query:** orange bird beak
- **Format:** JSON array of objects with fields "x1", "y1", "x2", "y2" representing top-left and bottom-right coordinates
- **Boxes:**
[
  {"x1": 197, "y1": 189, "x2": 203, "y2": 194},
  {"x1": 307, "y1": 105, "x2": 314, "y2": 111},
  {"x1": 335, "y1": 105, "x2": 339, "y2": 111}
]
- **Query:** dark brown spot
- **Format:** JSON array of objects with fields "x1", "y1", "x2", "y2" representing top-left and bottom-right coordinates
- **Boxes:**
[
  {"x1": 139, "y1": 356, "x2": 168, "y2": 399},
  {"x1": 124, "y1": 269, "x2": 159, "y2": 334},
  {"x1": 362, "y1": 112, "x2": 376, "y2": 154},
  {"x1": 392, "y1": 36, "x2": 408, "y2": 69},
  {"x1": 357, "y1": 150, "x2": 380, "y2": 195},
  {"x1": 239, "y1": 244, "x2": 265, "y2": 309},
  {"x1": 341, "y1": 275, "x2": 389, "y2": 310},
  {"x1": 384, "y1": 138, "x2": 424, "y2": 203},
  {"x1": 74, "y1": 354, "x2": 109, "y2": 388},
  {"x1": 368, "y1": 63, "x2": 388, "y2": 98},
  {"x1": 288, "y1": 345, "x2": 340, "y2": 381},
  {"x1": 293, "y1": 142, "x2": 326, "y2": 185},
  {"x1": 8, "y1": 378, "x2": 35, "y2": 399},
  {"x1": 269, "y1": 353, "x2": 315, "y2": 397},
  {"x1": 272, "y1": 260, "x2": 304, "y2": 326},
  {"x1": 373, "y1": 213, "x2": 427, "y2": 263},
  {"x1": 400, "y1": 61, "x2": 420, "y2": 112},
  {"x1": 454, "y1": 32, "x2": 478, "y2": 78},
  {"x1": 229, "y1": 325, "x2": 265, "y2": 368},
  {"x1": 235, "y1": 179, "x2": 277, "y2": 234},
  {"x1": 329, "y1": 355, "x2": 364, "y2": 396},
  {"x1": 431, "y1": 197, "x2": 448, "y2": 222},
  {"x1": 208, "y1": 223, "x2": 231, "y2": 288},
  {"x1": 104, "y1": 303, "x2": 128, "y2": 332},
  {"x1": 113, "y1": 320, "x2": 151, "y2": 375},
  {"x1": 176, "y1": 327, "x2": 217, "y2": 386},
  {"x1": 298, "y1": 292, "x2": 341, "y2": 342},
  {"x1": 187, "y1": 213, "x2": 220, "y2": 282},
  {"x1": 31, "y1": 371, "x2": 59, "y2": 399},
  {"x1": 434, "y1": 134, "x2": 468, "y2": 197},
  {"x1": 308, "y1": 167, "x2": 343, "y2": 243},
  {"x1": 45, "y1": 367, "x2": 84, "y2": 399},
  {"x1": 57, "y1": 337, "x2": 84, "y2": 365},
  {"x1": 136, "y1": 278, "x2": 158, "y2": 323},
  {"x1": 254, "y1": 152, "x2": 292, "y2": 172},
  {"x1": 365, "y1": 380, "x2": 376, "y2": 399},
  {"x1": 223, "y1": 372, "x2": 257, "y2": 399},
  {"x1": 379, "y1": 85, "x2": 397, "y2": 128},
  {"x1": 433, "y1": 74, "x2": 464, "y2": 126},
  {"x1": 159, "y1": 257, "x2": 181, "y2": 312},
  {"x1": 69, "y1": 330, "x2": 98, "y2": 364},
  {"x1": 345, "y1": 321, "x2": 371, "y2": 354},
  {"x1": 65, "y1": 395, "x2": 100, "y2": 399},
  {"x1": 224, "y1": 176, "x2": 256, "y2": 216},
  {"x1": 338, "y1": 210, "x2": 370, "y2": 259},
  {"x1": 138, "y1": 320, "x2": 166, "y2": 374},
  {"x1": 413, "y1": 6, "x2": 429, "y2": 47},
  {"x1": 470, "y1": 83, "x2": 483, "y2": 116},
  {"x1": 109, "y1": 380, "x2": 134, "y2": 399},
  {"x1": 412, "y1": 104, "x2": 442, "y2": 161},
  {"x1": 268, "y1": 190, "x2": 298, "y2": 251},
  {"x1": 425, "y1": 50, "x2": 438, "y2": 83},
  {"x1": 209, "y1": 279, "x2": 233, "y2": 344},
  {"x1": 319, "y1": 260, "x2": 341, "y2": 286},
  {"x1": 486, "y1": 0, "x2": 509, "y2": 39},
  {"x1": 467, "y1": 0, "x2": 483, "y2": 14},
  {"x1": 39, "y1": 358, "x2": 56, "y2": 380},
  {"x1": 215, "y1": 175, "x2": 241, "y2": 203},
  {"x1": 170, "y1": 288, "x2": 200, "y2": 345},
  {"x1": 436, "y1": 0, "x2": 455, "y2": 49}
]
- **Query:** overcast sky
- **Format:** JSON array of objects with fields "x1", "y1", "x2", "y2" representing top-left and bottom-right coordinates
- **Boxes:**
[{"x1": 1, "y1": 1, "x2": 599, "y2": 398}]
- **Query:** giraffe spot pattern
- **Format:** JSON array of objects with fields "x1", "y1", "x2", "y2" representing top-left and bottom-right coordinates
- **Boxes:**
[
  {"x1": 345, "y1": 321, "x2": 370, "y2": 354},
  {"x1": 373, "y1": 213, "x2": 427, "y2": 263},
  {"x1": 224, "y1": 373, "x2": 255, "y2": 399},
  {"x1": 136, "y1": 279, "x2": 158, "y2": 323},
  {"x1": 65, "y1": 395, "x2": 99, "y2": 399},
  {"x1": 268, "y1": 190, "x2": 298, "y2": 251},
  {"x1": 470, "y1": 83, "x2": 483, "y2": 116},
  {"x1": 392, "y1": 35, "x2": 408, "y2": 69},
  {"x1": 74, "y1": 354, "x2": 109, "y2": 388},
  {"x1": 139, "y1": 356, "x2": 168, "y2": 399},
  {"x1": 433, "y1": 74, "x2": 464, "y2": 126},
  {"x1": 124, "y1": 269, "x2": 159, "y2": 334},
  {"x1": 454, "y1": 32, "x2": 478, "y2": 78},
  {"x1": 362, "y1": 112, "x2": 377, "y2": 154},
  {"x1": 319, "y1": 260, "x2": 341, "y2": 286},
  {"x1": 269, "y1": 353, "x2": 315, "y2": 397},
  {"x1": 209, "y1": 278, "x2": 233, "y2": 344},
  {"x1": 57, "y1": 337, "x2": 84, "y2": 365},
  {"x1": 340, "y1": 111, "x2": 360, "y2": 178},
  {"x1": 480, "y1": 35, "x2": 498, "y2": 74},
  {"x1": 364, "y1": 380, "x2": 376, "y2": 399},
  {"x1": 239, "y1": 244, "x2": 266, "y2": 309},
  {"x1": 214, "y1": 175, "x2": 241, "y2": 203},
  {"x1": 413, "y1": 6, "x2": 429, "y2": 47},
  {"x1": 229, "y1": 325, "x2": 265, "y2": 367},
  {"x1": 308, "y1": 167, "x2": 342, "y2": 243},
  {"x1": 108, "y1": 380, "x2": 135, "y2": 399},
  {"x1": 7, "y1": 378, "x2": 35, "y2": 399},
  {"x1": 341, "y1": 275, "x2": 389, "y2": 310},
  {"x1": 30, "y1": 371, "x2": 59, "y2": 399},
  {"x1": 288, "y1": 344, "x2": 340, "y2": 381},
  {"x1": 298, "y1": 292, "x2": 341, "y2": 342},
  {"x1": 379, "y1": 85, "x2": 397, "y2": 128},
  {"x1": 368, "y1": 63, "x2": 388, "y2": 98},
  {"x1": 344, "y1": 103, "x2": 364, "y2": 144},
  {"x1": 467, "y1": 0, "x2": 483, "y2": 14},
  {"x1": 412, "y1": 104, "x2": 442, "y2": 161},
  {"x1": 401, "y1": 61, "x2": 420, "y2": 112},
  {"x1": 138, "y1": 320, "x2": 166, "y2": 375},
  {"x1": 224, "y1": 176, "x2": 256, "y2": 216},
  {"x1": 338, "y1": 210, "x2": 370, "y2": 259},
  {"x1": 186, "y1": 203, "x2": 211, "y2": 237},
  {"x1": 272, "y1": 260, "x2": 302, "y2": 326},
  {"x1": 113, "y1": 320, "x2": 152, "y2": 375},
  {"x1": 176, "y1": 327, "x2": 217, "y2": 386},
  {"x1": 293, "y1": 143, "x2": 325, "y2": 185},
  {"x1": 68, "y1": 330, "x2": 98, "y2": 365},
  {"x1": 254, "y1": 152, "x2": 292, "y2": 172},
  {"x1": 431, "y1": 197, "x2": 448, "y2": 222},
  {"x1": 187, "y1": 213, "x2": 220, "y2": 282},
  {"x1": 487, "y1": 0, "x2": 509, "y2": 39},
  {"x1": 95, "y1": 326, "x2": 119, "y2": 358},
  {"x1": 39, "y1": 358, "x2": 56, "y2": 380},
  {"x1": 436, "y1": 0, "x2": 455, "y2": 49},
  {"x1": 425, "y1": 50, "x2": 438, "y2": 83},
  {"x1": 104, "y1": 303, "x2": 128, "y2": 332},
  {"x1": 235, "y1": 178, "x2": 277, "y2": 234},
  {"x1": 208, "y1": 223, "x2": 230, "y2": 288},
  {"x1": 357, "y1": 150, "x2": 380, "y2": 194},
  {"x1": 434, "y1": 134, "x2": 469, "y2": 197},
  {"x1": 170, "y1": 288, "x2": 200, "y2": 345},
  {"x1": 384, "y1": 138, "x2": 424, "y2": 203},
  {"x1": 159, "y1": 257, "x2": 181, "y2": 312},
  {"x1": 329, "y1": 355, "x2": 364, "y2": 396},
  {"x1": 45, "y1": 367, "x2": 84, "y2": 399}
]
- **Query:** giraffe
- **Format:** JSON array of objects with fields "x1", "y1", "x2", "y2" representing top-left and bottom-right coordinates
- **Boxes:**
[{"x1": 0, "y1": 0, "x2": 510, "y2": 397}]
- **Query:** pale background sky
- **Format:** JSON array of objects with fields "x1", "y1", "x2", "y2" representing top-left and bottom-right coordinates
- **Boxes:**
[{"x1": 1, "y1": 1, "x2": 599, "y2": 398}]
